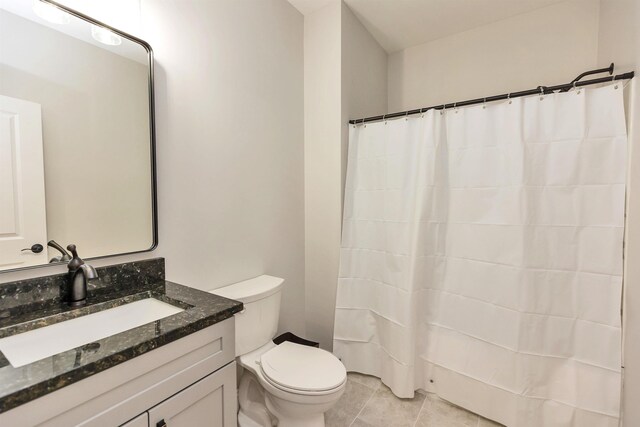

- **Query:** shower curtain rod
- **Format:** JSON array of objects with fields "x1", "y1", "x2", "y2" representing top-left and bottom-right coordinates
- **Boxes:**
[{"x1": 348, "y1": 64, "x2": 635, "y2": 124}]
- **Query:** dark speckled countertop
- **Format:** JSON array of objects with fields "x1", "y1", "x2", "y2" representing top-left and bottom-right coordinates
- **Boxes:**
[{"x1": 0, "y1": 258, "x2": 242, "y2": 413}]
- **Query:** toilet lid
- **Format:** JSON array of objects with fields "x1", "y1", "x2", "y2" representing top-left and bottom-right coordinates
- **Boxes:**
[{"x1": 259, "y1": 341, "x2": 346, "y2": 392}]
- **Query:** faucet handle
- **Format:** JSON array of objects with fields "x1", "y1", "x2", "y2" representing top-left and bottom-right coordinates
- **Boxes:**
[
  {"x1": 67, "y1": 244, "x2": 78, "y2": 257},
  {"x1": 66, "y1": 244, "x2": 85, "y2": 271}
]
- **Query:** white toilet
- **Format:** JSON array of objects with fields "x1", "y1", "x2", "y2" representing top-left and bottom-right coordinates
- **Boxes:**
[{"x1": 211, "y1": 275, "x2": 346, "y2": 427}]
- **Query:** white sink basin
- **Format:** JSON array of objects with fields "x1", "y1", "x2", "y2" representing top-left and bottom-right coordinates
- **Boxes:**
[{"x1": 0, "y1": 298, "x2": 183, "y2": 368}]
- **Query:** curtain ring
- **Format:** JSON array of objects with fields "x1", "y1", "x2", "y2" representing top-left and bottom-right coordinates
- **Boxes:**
[
  {"x1": 383, "y1": 114, "x2": 387, "y2": 125},
  {"x1": 362, "y1": 118, "x2": 366, "y2": 128},
  {"x1": 613, "y1": 75, "x2": 619, "y2": 89},
  {"x1": 440, "y1": 104, "x2": 446, "y2": 115},
  {"x1": 454, "y1": 102, "x2": 458, "y2": 113},
  {"x1": 539, "y1": 86, "x2": 545, "y2": 101},
  {"x1": 420, "y1": 108, "x2": 424, "y2": 118},
  {"x1": 483, "y1": 98, "x2": 487, "y2": 109},
  {"x1": 574, "y1": 81, "x2": 581, "y2": 95},
  {"x1": 507, "y1": 93, "x2": 512, "y2": 104},
  {"x1": 405, "y1": 111, "x2": 409, "y2": 121}
]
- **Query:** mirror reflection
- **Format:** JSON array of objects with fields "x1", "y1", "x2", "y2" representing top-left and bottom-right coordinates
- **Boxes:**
[{"x1": 0, "y1": 0, "x2": 155, "y2": 271}]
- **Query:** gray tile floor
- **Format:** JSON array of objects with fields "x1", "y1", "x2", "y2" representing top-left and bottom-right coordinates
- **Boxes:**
[{"x1": 326, "y1": 373, "x2": 504, "y2": 427}]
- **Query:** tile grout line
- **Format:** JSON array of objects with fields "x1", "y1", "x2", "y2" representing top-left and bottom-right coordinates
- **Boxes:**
[
  {"x1": 411, "y1": 391, "x2": 429, "y2": 427},
  {"x1": 348, "y1": 377, "x2": 381, "y2": 427}
]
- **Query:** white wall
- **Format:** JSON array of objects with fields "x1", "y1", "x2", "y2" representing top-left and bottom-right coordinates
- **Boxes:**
[
  {"x1": 0, "y1": 0, "x2": 307, "y2": 337},
  {"x1": 303, "y1": 0, "x2": 343, "y2": 349},
  {"x1": 303, "y1": 0, "x2": 387, "y2": 350},
  {"x1": 0, "y1": 10, "x2": 153, "y2": 261},
  {"x1": 141, "y1": 0, "x2": 306, "y2": 336},
  {"x1": 387, "y1": 0, "x2": 601, "y2": 112},
  {"x1": 597, "y1": 2, "x2": 640, "y2": 425}
]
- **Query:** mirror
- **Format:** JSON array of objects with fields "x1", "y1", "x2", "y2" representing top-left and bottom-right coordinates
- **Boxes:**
[{"x1": 0, "y1": 0, "x2": 156, "y2": 272}]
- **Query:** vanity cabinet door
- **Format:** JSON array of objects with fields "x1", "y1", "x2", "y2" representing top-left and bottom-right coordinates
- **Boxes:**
[
  {"x1": 148, "y1": 361, "x2": 237, "y2": 427},
  {"x1": 121, "y1": 412, "x2": 149, "y2": 427}
]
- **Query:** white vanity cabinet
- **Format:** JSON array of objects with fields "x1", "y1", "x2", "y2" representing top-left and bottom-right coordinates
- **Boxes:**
[
  {"x1": 121, "y1": 413, "x2": 149, "y2": 427},
  {"x1": 121, "y1": 362, "x2": 236, "y2": 427},
  {"x1": 0, "y1": 317, "x2": 237, "y2": 427},
  {"x1": 146, "y1": 362, "x2": 236, "y2": 427}
]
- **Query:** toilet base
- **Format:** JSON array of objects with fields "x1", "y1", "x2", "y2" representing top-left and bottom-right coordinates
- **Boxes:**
[
  {"x1": 238, "y1": 372, "x2": 274, "y2": 427},
  {"x1": 237, "y1": 366, "x2": 343, "y2": 427}
]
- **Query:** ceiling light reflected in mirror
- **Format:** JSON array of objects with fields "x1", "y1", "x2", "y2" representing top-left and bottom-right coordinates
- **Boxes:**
[
  {"x1": 32, "y1": 0, "x2": 70, "y2": 25},
  {"x1": 91, "y1": 25, "x2": 122, "y2": 45}
]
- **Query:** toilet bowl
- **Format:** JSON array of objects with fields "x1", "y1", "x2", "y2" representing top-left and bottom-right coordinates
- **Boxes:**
[
  {"x1": 211, "y1": 275, "x2": 346, "y2": 427},
  {"x1": 238, "y1": 341, "x2": 346, "y2": 427}
]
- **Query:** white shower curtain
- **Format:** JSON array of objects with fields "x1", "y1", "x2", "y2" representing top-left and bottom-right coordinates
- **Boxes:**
[{"x1": 334, "y1": 84, "x2": 627, "y2": 427}]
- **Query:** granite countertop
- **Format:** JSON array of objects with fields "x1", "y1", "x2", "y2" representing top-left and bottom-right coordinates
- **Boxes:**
[{"x1": 0, "y1": 258, "x2": 243, "y2": 413}]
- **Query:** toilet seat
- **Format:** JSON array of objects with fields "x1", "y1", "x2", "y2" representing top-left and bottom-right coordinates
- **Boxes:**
[{"x1": 259, "y1": 342, "x2": 346, "y2": 395}]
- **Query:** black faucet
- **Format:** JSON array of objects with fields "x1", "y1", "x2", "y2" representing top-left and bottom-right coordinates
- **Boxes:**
[
  {"x1": 48, "y1": 240, "x2": 72, "y2": 263},
  {"x1": 65, "y1": 244, "x2": 98, "y2": 307}
]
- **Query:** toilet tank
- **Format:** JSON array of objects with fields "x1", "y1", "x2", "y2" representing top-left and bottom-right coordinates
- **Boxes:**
[{"x1": 210, "y1": 275, "x2": 283, "y2": 356}]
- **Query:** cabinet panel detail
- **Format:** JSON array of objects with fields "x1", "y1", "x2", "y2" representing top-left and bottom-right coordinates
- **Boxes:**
[
  {"x1": 149, "y1": 362, "x2": 237, "y2": 427},
  {"x1": 120, "y1": 412, "x2": 148, "y2": 427}
]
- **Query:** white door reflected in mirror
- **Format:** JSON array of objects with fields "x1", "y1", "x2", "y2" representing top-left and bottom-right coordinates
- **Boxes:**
[{"x1": 0, "y1": 95, "x2": 48, "y2": 270}]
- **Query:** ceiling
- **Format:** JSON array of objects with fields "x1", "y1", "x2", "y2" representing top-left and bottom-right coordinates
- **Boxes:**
[
  {"x1": 287, "y1": 0, "x2": 336, "y2": 16},
  {"x1": 289, "y1": 0, "x2": 568, "y2": 53}
]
